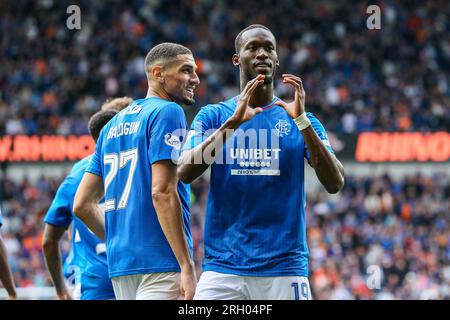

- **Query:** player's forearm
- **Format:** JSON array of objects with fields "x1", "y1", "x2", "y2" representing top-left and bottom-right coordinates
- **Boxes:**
[
  {"x1": 178, "y1": 117, "x2": 239, "y2": 183},
  {"x1": 301, "y1": 126, "x2": 344, "y2": 193},
  {"x1": 42, "y1": 240, "x2": 68, "y2": 296},
  {"x1": 0, "y1": 237, "x2": 17, "y2": 298},
  {"x1": 74, "y1": 204, "x2": 105, "y2": 241},
  {"x1": 152, "y1": 189, "x2": 194, "y2": 270}
]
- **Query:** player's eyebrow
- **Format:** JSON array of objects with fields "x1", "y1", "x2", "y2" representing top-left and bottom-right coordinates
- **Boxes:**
[{"x1": 179, "y1": 63, "x2": 198, "y2": 71}]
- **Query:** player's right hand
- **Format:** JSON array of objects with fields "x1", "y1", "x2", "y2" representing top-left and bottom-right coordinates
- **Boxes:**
[
  {"x1": 230, "y1": 74, "x2": 265, "y2": 127},
  {"x1": 180, "y1": 264, "x2": 197, "y2": 300}
]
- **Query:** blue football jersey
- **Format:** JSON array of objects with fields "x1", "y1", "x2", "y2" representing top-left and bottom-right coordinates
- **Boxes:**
[
  {"x1": 0, "y1": 208, "x2": 3, "y2": 227},
  {"x1": 44, "y1": 156, "x2": 115, "y2": 300},
  {"x1": 183, "y1": 96, "x2": 334, "y2": 277},
  {"x1": 86, "y1": 97, "x2": 193, "y2": 278},
  {"x1": 62, "y1": 248, "x2": 81, "y2": 287}
]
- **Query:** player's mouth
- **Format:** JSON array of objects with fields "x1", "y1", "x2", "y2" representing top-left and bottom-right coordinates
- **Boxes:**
[
  {"x1": 254, "y1": 62, "x2": 272, "y2": 72},
  {"x1": 185, "y1": 87, "x2": 195, "y2": 98}
]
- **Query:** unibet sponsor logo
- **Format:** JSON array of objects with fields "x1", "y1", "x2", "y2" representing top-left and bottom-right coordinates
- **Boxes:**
[
  {"x1": 230, "y1": 148, "x2": 281, "y2": 160},
  {"x1": 229, "y1": 148, "x2": 281, "y2": 175}
]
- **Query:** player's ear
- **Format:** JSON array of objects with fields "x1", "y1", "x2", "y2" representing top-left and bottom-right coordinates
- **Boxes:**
[
  {"x1": 151, "y1": 65, "x2": 165, "y2": 84},
  {"x1": 232, "y1": 54, "x2": 240, "y2": 66}
]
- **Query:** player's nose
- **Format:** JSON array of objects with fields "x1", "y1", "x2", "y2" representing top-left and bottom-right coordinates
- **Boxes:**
[
  {"x1": 256, "y1": 48, "x2": 269, "y2": 59},
  {"x1": 190, "y1": 72, "x2": 200, "y2": 86}
]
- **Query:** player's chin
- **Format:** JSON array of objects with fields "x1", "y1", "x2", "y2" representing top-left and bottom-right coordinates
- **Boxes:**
[
  {"x1": 253, "y1": 70, "x2": 273, "y2": 84},
  {"x1": 263, "y1": 75, "x2": 273, "y2": 84},
  {"x1": 182, "y1": 96, "x2": 196, "y2": 106}
]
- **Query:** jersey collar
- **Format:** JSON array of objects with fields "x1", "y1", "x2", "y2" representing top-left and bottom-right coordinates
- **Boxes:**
[{"x1": 234, "y1": 96, "x2": 279, "y2": 111}]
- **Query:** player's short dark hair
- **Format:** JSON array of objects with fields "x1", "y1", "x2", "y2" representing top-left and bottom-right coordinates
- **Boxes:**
[
  {"x1": 235, "y1": 24, "x2": 273, "y2": 53},
  {"x1": 101, "y1": 96, "x2": 133, "y2": 112},
  {"x1": 144, "y1": 42, "x2": 192, "y2": 79},
  {"x1": 88, "y1": 109, "x2": 119, "y2": 142}
]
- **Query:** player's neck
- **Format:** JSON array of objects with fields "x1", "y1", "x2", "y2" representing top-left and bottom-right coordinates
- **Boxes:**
[
  {"x1": 146, "y1": 86, "x2": 172, "y2": 102},
  {"x1": 245, "y1": 83, "x2": 274, "y2": 107}
]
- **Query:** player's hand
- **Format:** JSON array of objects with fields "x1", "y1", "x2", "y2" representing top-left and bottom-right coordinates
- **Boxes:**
[
  {"x1": 57, "y1": 290, "x2": 73, "y2": 300},
  {"x1": 229, "y1": 74, "x2": 265, "y2": 127},
  {"x1": 274, "y1": 74, "x2": 306, "y2": 119},
  {"x1": 180, "y1": 263, "x2": 197, "y2": 300}
]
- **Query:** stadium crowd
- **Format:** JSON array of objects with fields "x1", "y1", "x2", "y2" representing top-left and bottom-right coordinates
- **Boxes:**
[
  {"x1": 1, "y1": 0, "x2": 449, "y2": 134},
  {"x1": 0, "y1": 171, "x2": 448, "y2": 299}
]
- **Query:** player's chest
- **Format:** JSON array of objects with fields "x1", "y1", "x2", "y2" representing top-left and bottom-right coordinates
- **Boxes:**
[{"x1": 219, "y1": 113, "x2": 305, "y2": 167}]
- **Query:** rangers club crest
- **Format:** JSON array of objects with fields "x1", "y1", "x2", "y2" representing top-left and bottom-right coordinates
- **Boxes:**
[{"x1": 274, "y1": 119, "x2": 291, "y2": 137}]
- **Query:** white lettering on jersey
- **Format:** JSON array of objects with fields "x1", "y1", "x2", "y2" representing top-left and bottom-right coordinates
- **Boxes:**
[
  {"x1": 107, "y1": 121, "x2": 140, "y2": 139},
  {"x1": 230, "y1": 148, "x2": 281, "y2": 160}
]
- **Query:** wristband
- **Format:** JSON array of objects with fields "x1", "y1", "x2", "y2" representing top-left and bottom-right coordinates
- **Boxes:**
[{"x1": 294, "y1": 113, "x2": 311, "y2": 131}]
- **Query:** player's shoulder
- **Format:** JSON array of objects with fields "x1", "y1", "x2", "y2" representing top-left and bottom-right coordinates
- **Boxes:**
[
  {"x1": 205, "y1": 96, "x2": 237, "y2": 111},
  {"x1": 65, "y1": 155, "x2": 92, "y2": 183},
  {"x1": 71, "y1": 155, "x2": 92, "y2": 173},
  {"x1": 305, "y1": 111, "x2": 328, "y2": 123},
  {"x1": 305, "y1": 111, "x2": 318, "y2": 120},
  {"x1": 197, "y1": 96, "x2": 237, "y2": 117},
  {"x1": 305, "y1": 112, "x2": 327, "y2": 128},
  {"x1": 138, "y1": 97, "x2": 183, "y2": 113},
  {"x1": 134, "y1": 98, "x2": 185, "y2": 124}
]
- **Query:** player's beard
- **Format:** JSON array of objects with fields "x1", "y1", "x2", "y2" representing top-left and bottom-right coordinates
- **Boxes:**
[
  {"x1": 247, "y1": 70, "x2": 274, "y2": 85},
  {"x1": 183, "y1": 97, "x2": 195, "y2": 105}
]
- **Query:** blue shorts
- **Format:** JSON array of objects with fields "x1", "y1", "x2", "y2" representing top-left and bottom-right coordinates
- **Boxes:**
[{"x1": 81, "y1": 274, "x2": 116, "y2": 300}]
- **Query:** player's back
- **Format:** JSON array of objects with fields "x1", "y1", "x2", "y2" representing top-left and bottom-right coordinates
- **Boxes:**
[
  {"x1": 92, "y1": 97, "x2": 192, "y2": 279},
  {"x1": 62, "y1": 157, "x2": 109, "y2": 276},
  {"x1": 45, "y1": 156, "x2": 114, "y2": 299}
]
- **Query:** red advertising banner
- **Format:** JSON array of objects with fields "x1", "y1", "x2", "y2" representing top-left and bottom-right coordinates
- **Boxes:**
[
  {"x1": 355, "y1": 132, "x2": 449, "y2": 162},
  {"x1": 0, "y1": 135, "x2": 95, "y2": 162},
  {"x1": 0, "y1": 132, "x2": 448, "y2": 163}
]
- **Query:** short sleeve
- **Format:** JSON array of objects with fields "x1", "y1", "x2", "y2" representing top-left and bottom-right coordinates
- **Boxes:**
[
  {"x1": 85, "y1": 130, "x2": 104, "y2": 177},
  {"x1": 149, "y1": 103, "x2": 188, "y2": 164},
  {"x1": 44, "y1": 177, "x2": 75, "y2": 228},
  {"x1": 304, "y1": 112, "x2": 335, "y2": 161},
  {"x1": 182, "y1": 105, "x2": 219, "y2": 151}
]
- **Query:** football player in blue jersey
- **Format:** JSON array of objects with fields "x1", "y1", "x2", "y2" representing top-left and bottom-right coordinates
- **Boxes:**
[
  {"x1": 178, "y1": 24, "x2": 345, "y2": 300},
  {"x1": 42, "y1": 98, "x2": 130, "y2": 300},
  {"x1": 0, "y1": 209, "x2": 17, "y2": 300},
  {"x1": 74, "y1": 43, "x2": 199, "y2": 300}
]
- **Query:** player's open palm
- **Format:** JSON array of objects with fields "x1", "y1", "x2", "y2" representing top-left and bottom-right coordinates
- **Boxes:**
[
  {"x1": 274, "y1": 74, "x2": 306, "y2": 119},
  {"x1": 232, "y1": 74, "x2": 265, "y2": 125},
  {"x1": 180, "y1": 267, "x2": 197, "y2": 300}
]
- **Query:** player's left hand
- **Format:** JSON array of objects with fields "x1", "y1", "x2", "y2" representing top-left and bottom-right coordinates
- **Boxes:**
[{"x1": 274, "y1": 74, "x2": 306, "y2": 119}]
